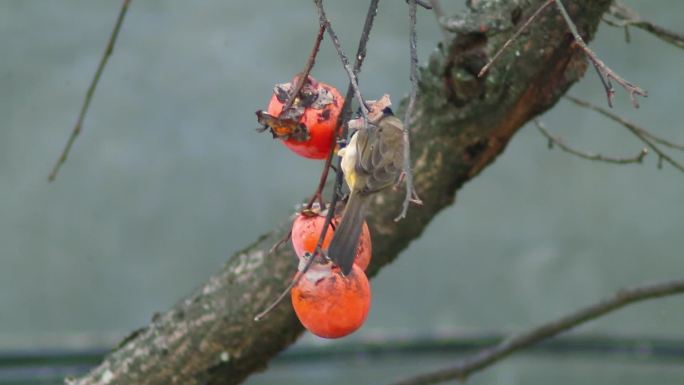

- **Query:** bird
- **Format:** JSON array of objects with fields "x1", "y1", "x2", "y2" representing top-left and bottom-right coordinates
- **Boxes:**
[{"x1": 328, "y1": 107, "x2": 404, "y2": 275}]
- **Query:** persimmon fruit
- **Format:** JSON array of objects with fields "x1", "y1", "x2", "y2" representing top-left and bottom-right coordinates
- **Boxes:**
[
  {"x1": 260, "y1": 76, "x2": 342, "y2": 159},
  {"x1": 291, "y1": 263, "x2": 371, "y2": 338},
  {"x1": 290, "y1": 212, "x2": 371, "y2": 271}
]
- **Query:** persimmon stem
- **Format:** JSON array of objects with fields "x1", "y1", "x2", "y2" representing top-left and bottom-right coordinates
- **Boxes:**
[{"x1": 282, "y1": 24, "x2": 327, "y2": 114}]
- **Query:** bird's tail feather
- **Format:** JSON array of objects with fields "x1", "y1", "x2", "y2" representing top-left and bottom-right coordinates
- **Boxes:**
[{"x1": 328, "y1": 192, "x2": 370, "y2": 275}]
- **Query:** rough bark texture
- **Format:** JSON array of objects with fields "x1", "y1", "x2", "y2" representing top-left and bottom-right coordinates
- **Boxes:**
[{"x1": 70, "y1": 1, "x2": 611, "y2": 384}]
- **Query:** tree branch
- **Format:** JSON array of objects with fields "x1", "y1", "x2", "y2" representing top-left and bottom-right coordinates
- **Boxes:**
[
  {"x1": 565, "y1": 95, "x2": 684, "y2": 172},
  {"x1": 553, "y1": 0, "x2": 647, "y2": 108},
  {"x1": 478, "y1": 0, "x2": 647, "y2": 108},
  {"x1": 605, "y1": 1, "x2": 684, "y2": 50},
  {"x1": 49, "y1": 0, "x2": 132, "y2": 182},
  {"x1": 535, "y1": 120, "x2": 648, "y2": 164},
  {"x1": 390, "y1": 279, "x2": 684, "y2": 385},
  {"x1": 70, "y1": 1, "x2": 613, "y2": 384},
  {"x1": 314, "y1": 0, "x2": 369, "y2": 119}
]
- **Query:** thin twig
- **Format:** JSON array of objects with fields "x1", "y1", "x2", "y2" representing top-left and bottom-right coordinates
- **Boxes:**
[
  {"x1": 256, "y1": 0, "x2": 381, "y2": 320},
  {"x1": 639, "y1": 130, "x2": 684, "y2": 151},
  {"x1": 478, "y1": 0, "x2": 554, "y2": 78},
  {"x1": 565, "y1": 95, "x2": 684, "y2": 173},
  {"x1": 535, "y1": 120, "x2": 647, "y2": 164},
  {"x1": 553, "y1": 0, "x2": 647, "y2": 108},
  {"x1": 305, "y1": 0, "x2": 381, "y2": 210},
  {"x1": 606, "y1": 1, "x2": 684, "y2": 50},
  {"x1": 48, "y1": 0, "x2": 132, "y2": 182},
  {"x1": 268, "y1": 229, "x2": 292, "y2": 255},
  {"x1": 405, "y1": 0, "x2": 432, "y2": 10},
  {"x1": 391, "y1": 279, "x2": 684, "y2": 385},
  {"x1": 314, "y1": 0, "x2": 369, "y2": 119},
  {"x1": 478, "y1": 0, "x2": 648, "y2": 108},
  {"x1": 395, "y1": 0, "x2": 423, "y2": 221},
  {"x1": 282, "y1": 25, "x2": 327, "y2": 113}
]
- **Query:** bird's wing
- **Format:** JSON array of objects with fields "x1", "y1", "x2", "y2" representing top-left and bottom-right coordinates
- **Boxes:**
[{"x1": 357, "y1": 117, "x2": 404, "y2": 194}]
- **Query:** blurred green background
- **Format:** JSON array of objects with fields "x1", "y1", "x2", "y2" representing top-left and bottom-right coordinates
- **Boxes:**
[{"x1": 1, "y1": 0, "x2": 683, "y2": 384}]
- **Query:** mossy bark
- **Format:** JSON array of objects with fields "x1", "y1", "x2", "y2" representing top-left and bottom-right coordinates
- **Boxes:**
[{"x1": 70, "y1": 1, "x2": 611, "y2": 384}]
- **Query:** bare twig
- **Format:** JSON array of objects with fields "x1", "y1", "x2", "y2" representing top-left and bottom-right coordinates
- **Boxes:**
[
  {"x1": 405, "y1": 0, "x2": 432, "y2": 10},
  {"x1": 639, "y1": 130, "x2": 684, "y2": 151},
  {"x1": 478, "y1": 0, "x2": 647, "y2": 109},
  {"x1": 256, "y1": 0, "x2": 381, "y2": 320},
  {"x1": 553, "y1": 0, "x2": 647, "y2": 108},
  {"x1": 606, "y1": 1, "x2": 684, "y2": 50},
  {"x1": 282, "y1": 24, "x2": 327, "y2": 113},
  {"x1": 395, "y1": 0, "x2": 423, "y2": 221},
  {"x1": 268, "y1": 229, "x2": 292, "y2": 255},
  {"x1": 48, "y1": 0, "x2": 132, "y2": 182},
  {"x1": 391, "y1": 279, "x2": 684, "y2": 385},
  {"x1": 478, "y1": 0, "x2": 554, "y2": 78},
  {"x1": 314, "y1": 0, "x2": 369, "y2": 119},
  {"x1": 565, "y1": 95, "x2": 684, "y2": 173},
  {"x1": 305, "y1": 0, "x2": 381, "y2": 210},
  {"x1": 535, "y1": 120, "x2": 647, "y2": 164}
]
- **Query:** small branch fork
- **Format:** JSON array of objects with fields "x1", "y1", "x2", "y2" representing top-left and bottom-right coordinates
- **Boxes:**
[
  {"x1": 48, "y1": 0, "x2": 132, "y2": 182},
  {"x1": 553, "y1": 0, "x2": 647, "y2": 108},
  {"x1": 390, "y1": 279, "x2": 684, "y2": 385},
  {"x1": 565, "y1": 96, "x2": 684, "y2": 173},
  {"x1": 314, "y1": 0, "x2": 370, "y2": 120},
  {"x1": 604, "y1": 1, "x2": 684, "y2": 50},
  {"x1": 256, "y1": 0, "x2": 381, "y2": 321},
  {"x1": 478, "y1": 0, "x2": 647, "y2": 109},
  {"x1": 535, "y1": 120, "x2": 648, "y2": 165}
]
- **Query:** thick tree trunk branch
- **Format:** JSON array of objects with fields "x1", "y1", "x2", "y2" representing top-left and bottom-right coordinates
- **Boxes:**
[{"x1": 70, "y1": 1, "x2": 611, "y2": 384}]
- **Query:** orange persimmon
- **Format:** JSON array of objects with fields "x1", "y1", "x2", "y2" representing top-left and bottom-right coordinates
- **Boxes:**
[
  {"x1": 291, "y1": 263, "x2": 371, "y2": 338},
  {"x1": 291, "y1": 213, "x2": 371, "y2": 271},
  {"x1": 258, "y1": 76, "x2": 342, "y2": 159}
]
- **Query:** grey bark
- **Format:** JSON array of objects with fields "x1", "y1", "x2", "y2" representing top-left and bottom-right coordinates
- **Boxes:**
[{"x1": 69, "y1": 0, "x2": 611, "y2": 384}]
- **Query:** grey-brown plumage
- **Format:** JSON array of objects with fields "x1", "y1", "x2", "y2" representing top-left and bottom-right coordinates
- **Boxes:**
[{"x1": 328, "y1": 110, "x2": 404, "y2": 275}]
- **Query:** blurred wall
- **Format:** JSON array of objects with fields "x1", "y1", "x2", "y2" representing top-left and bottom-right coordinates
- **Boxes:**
[{"x1": 0, "y1": 0, "x2": 683, "y2": 349}]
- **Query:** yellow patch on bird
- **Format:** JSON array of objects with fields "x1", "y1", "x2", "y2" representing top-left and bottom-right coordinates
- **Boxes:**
[{"x1": 340, "y1": 133, "x2": 359, "y2": 190}]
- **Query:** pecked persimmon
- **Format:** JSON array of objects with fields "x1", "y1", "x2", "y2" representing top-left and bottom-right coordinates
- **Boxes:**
[
  {"x1": 291, "y1": 263, "x2": 371, "y2": 338},
  {"x1": 291, "y1": 212, "x2": 334, "y2": 258},
  {"x1": 291, "y1": 212, "x2": 371, "y2": 271},
  {"x1": 256, "y1": 76, "x2": 342, "y2": 159}
]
